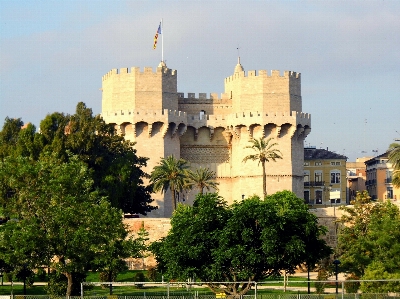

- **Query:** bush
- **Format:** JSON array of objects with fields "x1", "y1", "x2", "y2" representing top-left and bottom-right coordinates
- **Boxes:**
[
  {"x1": 134, "y1": 272, "x2": 146, "y2": 288},
  {"x1": 344, "y1": 274, "x2": 360, "y2": 293},
  {"x1": 99, "y1": 271, "x2": 118, "y2": 282},
  {"x1": 315, "y1": 269, "x2": 329, "y2": 294},
  {"x1": 146, "y1": 267, "x2": 158, "y2": 282}
]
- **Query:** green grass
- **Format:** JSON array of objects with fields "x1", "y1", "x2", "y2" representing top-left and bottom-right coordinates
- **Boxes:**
[
  {"x1": 0, "y1": 271, "x2": 322, "y2": 296},
  {"x1": 0, "y1": 284, "x2": 46, "y2": 295}
]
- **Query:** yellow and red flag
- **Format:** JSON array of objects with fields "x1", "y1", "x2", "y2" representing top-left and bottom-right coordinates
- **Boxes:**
[{"x1": 153, "y1": 22, "x2": 162, "y2": 49}]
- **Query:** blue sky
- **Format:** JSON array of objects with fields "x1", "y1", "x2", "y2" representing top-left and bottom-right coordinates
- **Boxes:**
[{"x1": 1, "y1": 0, "x2": 399, "y2": 161}]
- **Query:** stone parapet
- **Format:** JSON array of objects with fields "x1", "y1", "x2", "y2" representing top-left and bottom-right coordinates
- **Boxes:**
[
  {"x1": 101, "y1": 109, "x2": 187, "y2": 125},
  {"x1": 186, "y1": 111, "x2": 311, "y2": 136},
  {"x1": 102, "y1": 66, "x2": 177, "y2": 82}
]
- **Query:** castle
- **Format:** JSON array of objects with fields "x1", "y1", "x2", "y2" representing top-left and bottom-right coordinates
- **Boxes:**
[{"x1": 101, "y1": 59, "x2": 311, "y2": 217}]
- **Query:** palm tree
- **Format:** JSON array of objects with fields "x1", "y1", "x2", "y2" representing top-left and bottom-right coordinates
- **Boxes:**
[
  {"x1": 388, "y1": 142, "x2": 400, "y2": 188},
  {"x1": 243, "y1": 137, "x2": 283, "y2": 197},
  {"x1": 150, "y1": 155, "x2": 189, "y2": 211},
  {"x1": 186, "y1": 167, "x2": 219, "y2": 195}
]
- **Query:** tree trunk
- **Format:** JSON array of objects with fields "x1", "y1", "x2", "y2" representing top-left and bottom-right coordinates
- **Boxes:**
[
  {"x1": 171, "y1": 186, "x2": 176, "y2": 210},
  {"x1": 65, "y1": 272, "x2": 73, "y2": 297},
  {"x1": 262, "y1": 161, "x2": 267, "y2": 197}
]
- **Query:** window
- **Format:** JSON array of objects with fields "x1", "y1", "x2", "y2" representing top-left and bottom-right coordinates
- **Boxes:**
[
  {"x1": 387, "y1": 187, "x2": 393, "y2": 199},
  {"x1": 315, "y1": 171, "x2": 323, "y2": 182},
  {"x1": 199, "y1": 110, "x2": 206, "y2": 119},
  {"x1": 304, "y1": 171, "x2": 310, "y2": 183},
  {"x1": 304, "y1": 162, "x2": 310, "y2": 166},
  {"x1": 315, "y1": 162, "x2": 322, "y2": 166},
  {"x1": 331, "y1": 170, "x2": 340, "y2": 184},
  {"x1": 331, "y1": 162, "x2": 335, "y2": 166},
  {"x1": 304, "y1": 190, "x2": 310, "y2": 204},
  {"x1": 336, "y1": 162, "x2": 341, "y2": 165},
  {"x1": 316, "y1": 190, "x2": 323, "y2": 204},
  {"x1": 330, "y1": 188, "x2": 341, "y2": 204}
]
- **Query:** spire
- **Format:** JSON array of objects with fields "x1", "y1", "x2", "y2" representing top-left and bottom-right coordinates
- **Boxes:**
[
  {"x1": 234, "y1": 57, "x2": 244, "y2": 73},
  {"x1": 158, "y1": 60, "x2": 167, "y2": 68}
]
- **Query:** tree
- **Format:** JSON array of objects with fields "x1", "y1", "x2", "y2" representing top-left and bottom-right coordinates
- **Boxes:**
[
  {"x1": 336, "y1": 190, "x2": 400, "y2": 292},
  {"x1": 151, "y1": 191, "x2": 331, "y2": 295},
  {"x1": 242, "y1": 137, "x2": 282, "y2": 197},
  {"x1": 186, "y1": 167, "x2": 219, "y2": 195},
  {"x1": 131, "y1": 224, "x2": 150, "y2": 270},
  {"x1": 0, "y1": 153, "x2": 131, "y2": 296},
  {"x1": 336, "y1": 190, "x2": 377, "y2": 278},
  {"x1": 0, "y1": 117, "x2": 24, "y2": 160},
  {"x1": 0, "y1": 102, "x2": 155, "y2": 215},
  {"x1": 388, "y1": 142, "x2": 400, "y2": 188},
  {"x1": 150, "y1": 155, "x2": 189, "y2": 211}
]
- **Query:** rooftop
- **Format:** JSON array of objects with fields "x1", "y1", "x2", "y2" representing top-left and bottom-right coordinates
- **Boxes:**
[{"x1": 304, "y1": 148, "x2": 347, "y2": 160}]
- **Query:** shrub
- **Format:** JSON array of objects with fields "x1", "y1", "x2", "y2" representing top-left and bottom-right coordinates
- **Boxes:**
[
  {"x1": 315, "y1": 269, "x2": 329, "y2": 294},
  {"x1": 344, "y1": 274, "x2": 360, "y2": 293},
  {"x1": 134, "y1": 272, "x2": 146, "y2": 288},
  {"x1": 146, "y1": 267, "x2": 158, "y2": 282}
]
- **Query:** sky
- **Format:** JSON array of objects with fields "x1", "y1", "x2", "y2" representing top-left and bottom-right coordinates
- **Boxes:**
[{"x1": 0, "y1": 0, "x2": 399, "y2": 161}]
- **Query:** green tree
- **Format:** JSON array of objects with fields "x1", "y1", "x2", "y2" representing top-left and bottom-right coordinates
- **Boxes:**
[
  {"x1": 242, "y1": 137, "x2": 282, "y2": 197},
  {"x1": 337, "y1": 191, "x2": 400, "y2": 292},
  {"x1": 0, "y1": 102, "x2": 155, "y2": 215},
  {"x1": 0, "y1": 153, "x2": 131, "y2": 296},
  {"x1": 150, "y1": 155, "x2": 189, "y2": 211},
  {"x1": 186, "y1": 167, "x2": 219, "y2": 195},
  {"x1": 151, "y1": 191, "x2": 331, "y2": 295},
  {"x1": 388, "y1": 142, "x2": 400, "y2": 188},
  {"x1": 132, "y1": 224, "x2": 150, "y2": 269},
  {"x1": 0, "y1": 117, "x2": 24, "y2": 160},
  {"x1": 336, "y1": 190, "x2": 376, "y2": 278}
]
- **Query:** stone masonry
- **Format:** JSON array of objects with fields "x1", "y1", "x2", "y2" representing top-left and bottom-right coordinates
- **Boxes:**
[
  {"x1": 124, "y1": 206, "x2": 342, "y2": 270},
  {"x1": 101, "y1": 59, "x2": 311, "y2": 217}
]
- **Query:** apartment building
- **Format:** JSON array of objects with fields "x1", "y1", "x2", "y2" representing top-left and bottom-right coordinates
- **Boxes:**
[
  {"x1": 365, "y1": 152, "x2": 400, "y2": 201},
  {"x1": 304, "y1": 147, "x2": 347, "y2": 206}
]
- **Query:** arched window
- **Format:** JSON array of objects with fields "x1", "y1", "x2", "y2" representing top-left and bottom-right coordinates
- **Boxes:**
[{"x1": 200, "y1": 110, "x2": 206, "y2": 120}]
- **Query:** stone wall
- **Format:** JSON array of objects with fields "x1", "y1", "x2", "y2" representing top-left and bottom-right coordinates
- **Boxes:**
[{"x1": 124, "y1": 206, "x2": 343, "y2": 270}]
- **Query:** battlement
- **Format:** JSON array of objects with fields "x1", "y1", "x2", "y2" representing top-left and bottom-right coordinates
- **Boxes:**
[
  {"x1": 225, "y1": 69, "x2": 301, "y2": 83},
  {"x1": 102, "y1": 66, "x2": 177, "y2": 82},
  {"x1": 177, "y1": 92, "x2": 231, "y2": 101},
  {"x1": 187, "y1": 111, "x2": 310, "y2": 122}
]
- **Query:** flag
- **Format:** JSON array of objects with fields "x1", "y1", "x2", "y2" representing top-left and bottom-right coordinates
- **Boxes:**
[{"x1": 153, "y1": 22, "x2": 162, "y2": 49}]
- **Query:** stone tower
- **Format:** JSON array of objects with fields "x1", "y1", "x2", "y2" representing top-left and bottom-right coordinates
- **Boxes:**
[{"x1": 101, "y1": 60, "x2": 311, "y2": 217}]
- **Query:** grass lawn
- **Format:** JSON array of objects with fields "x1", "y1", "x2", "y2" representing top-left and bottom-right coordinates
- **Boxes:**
[{"x1": 0, "y1": 271, "x2": 322, "y2": 296}]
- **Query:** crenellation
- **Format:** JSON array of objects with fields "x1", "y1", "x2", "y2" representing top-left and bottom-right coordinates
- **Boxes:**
[
  {"x1": 224, "y1": 69, "x2": 301, "y2": 83},
  {"x1": 101, "y1": 66, "x2": 178, "y2": 84},
  {"x1": 199, "y1": 93, "x2": 207, "y2": 99}
]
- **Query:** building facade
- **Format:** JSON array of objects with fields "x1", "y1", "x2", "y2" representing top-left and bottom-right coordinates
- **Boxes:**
[
  {"x1": 101, "y1": 60, "x2": 311, "y2": 217},
  {"x1": 303, "y1": 147, "x2": 347, "y2": 206},
  {"x1": 365, "y1": 152, "x2": 400, "y2": 201},
  {"x1": 346, "y1": 157, "x2": 371, "y2": 202}
]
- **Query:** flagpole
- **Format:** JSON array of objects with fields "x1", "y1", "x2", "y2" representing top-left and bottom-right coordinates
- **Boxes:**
[{"x1": 161, "y1": 18, "x2": 164, "y2": 63}]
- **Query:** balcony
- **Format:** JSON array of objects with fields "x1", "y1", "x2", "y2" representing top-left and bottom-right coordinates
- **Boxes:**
[
  {"x1": 385, "y1": 177, "x2": 392, "y2": 184},
  {"x1": 365, "y1": 179, "x2": 377, "y2": 186},
  {"x1": 304, "y1": 181, "x2": 325, "y2": 187}
]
